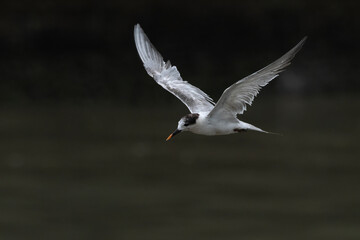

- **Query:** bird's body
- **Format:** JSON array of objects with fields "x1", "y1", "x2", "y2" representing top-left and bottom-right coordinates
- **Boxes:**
[
  {"x1": 184, "y1": 113, "x2": 261, "y2": 136},
  {"x1": 134, "y1": 24, "x2": 306, "y2": 140},
  {"x1": 187, "y1": 113, "x2": 232, "y2": 136},
  {"x1": 194, "y1": 113, "x2": 235, "y2": 135}
]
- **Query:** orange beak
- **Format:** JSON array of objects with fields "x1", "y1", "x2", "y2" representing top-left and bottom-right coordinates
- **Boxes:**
[{"x1": 166, "y1": 129, "x2": 181, "y2": 141}]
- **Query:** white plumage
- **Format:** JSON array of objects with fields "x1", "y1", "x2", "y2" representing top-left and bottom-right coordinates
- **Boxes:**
[
  {"x1": 134, "y1": 24, "x2": 306, "y2": 140},
  {"x1": 134, "y1": 24, "x2": 215, "y2": 113}
]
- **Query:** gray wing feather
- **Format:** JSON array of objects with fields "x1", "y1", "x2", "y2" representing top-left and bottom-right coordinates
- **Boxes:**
[
  {"x1": 209, "y1": 37, "x2": 307, "y2": 120},
  {"x1": 134, "y1": 24, "x2": 215, "y2": 113}
]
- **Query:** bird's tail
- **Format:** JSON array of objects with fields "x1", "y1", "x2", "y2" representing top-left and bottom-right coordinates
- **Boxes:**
[{"x1": 244, "y1": 122, "x2": 282, "y2": 136}]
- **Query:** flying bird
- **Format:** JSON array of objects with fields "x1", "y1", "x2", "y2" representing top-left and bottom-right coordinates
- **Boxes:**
[{"x1": 134, "y1": 24, "x2": 306, "y2": 141}]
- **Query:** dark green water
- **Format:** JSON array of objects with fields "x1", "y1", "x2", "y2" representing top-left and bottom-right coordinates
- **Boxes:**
[{"x1": 0, "y1": 96, "x2": 359, "y2": 240}]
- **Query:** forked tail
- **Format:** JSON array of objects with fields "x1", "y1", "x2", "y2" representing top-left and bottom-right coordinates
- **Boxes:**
[{"x1": 243, "y1": 122, "x2": 282, "y2": 136}]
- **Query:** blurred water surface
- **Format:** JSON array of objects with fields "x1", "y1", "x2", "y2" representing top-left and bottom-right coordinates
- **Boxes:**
[{"x1": 0, "y1": 96, "x2": 359, "y2": 240}]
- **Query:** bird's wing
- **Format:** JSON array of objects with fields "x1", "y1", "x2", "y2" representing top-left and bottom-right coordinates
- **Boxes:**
[
  {"x1": 134, "y1": 24, "x2": 215, "y2": 113},
  {"x1": 208, "y1": 37, "x2": 307, "y2": 121}
]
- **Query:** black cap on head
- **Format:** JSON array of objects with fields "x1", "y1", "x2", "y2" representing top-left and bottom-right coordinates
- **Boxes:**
[{"x1": 184, "y1": 113, "x2": 199, "y2": 126}]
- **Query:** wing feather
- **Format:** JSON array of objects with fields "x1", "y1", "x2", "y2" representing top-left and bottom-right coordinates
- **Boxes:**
[
  {"x1": 134, "y1": 24, "x2": 215, "y2": 113},
  {"x1": 208, "y1": 37, "x2": 307, "y2": 120}
]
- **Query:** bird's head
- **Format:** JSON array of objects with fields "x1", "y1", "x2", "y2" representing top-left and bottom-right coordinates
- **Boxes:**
[{"x1": 166, "y1": 113, "x2": 200, "y2": 141}]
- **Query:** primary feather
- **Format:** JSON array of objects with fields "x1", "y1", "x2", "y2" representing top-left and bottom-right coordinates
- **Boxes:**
[
  {"x1": 208, "y1": 37, "x2": 307, "y2": 120},
  {"x1": 134, "y1": 24, "x2": 215, "y2": 113}
]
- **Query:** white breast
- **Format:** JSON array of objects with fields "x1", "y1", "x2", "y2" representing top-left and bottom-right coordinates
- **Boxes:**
[{"x1": 188, "y1": 113, "x2": 240, "y2": 136}]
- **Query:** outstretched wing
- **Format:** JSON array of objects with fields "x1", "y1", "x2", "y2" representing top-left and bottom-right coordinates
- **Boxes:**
[
  {"x1": 134, "y1": 24, "x2": 215, "y2": 113},
  {"x1": 208, "y1": 37, "x2": 307, "y2": 120}
]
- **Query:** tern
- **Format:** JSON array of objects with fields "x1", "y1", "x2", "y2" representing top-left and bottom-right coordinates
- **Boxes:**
[{"x1": 134, "y1": 24, "x2": 306, "y2": 141}]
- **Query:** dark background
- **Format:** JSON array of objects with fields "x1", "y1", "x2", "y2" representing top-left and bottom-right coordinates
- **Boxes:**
[
  {"x1": 1, "y1": 0, "x2": 359, "y2": 104},
  {"x1": 0, "y1": 1, "x2": 360, "y2": 240}
]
